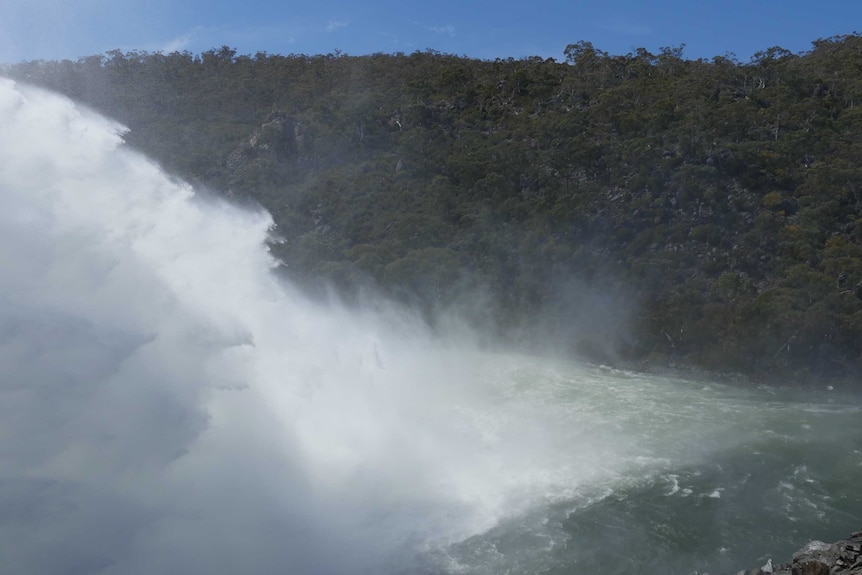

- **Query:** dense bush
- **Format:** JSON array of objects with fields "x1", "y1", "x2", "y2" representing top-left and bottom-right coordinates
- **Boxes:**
[{"x1": 7, "y1": 35, "x2": 862, "y2": 382}]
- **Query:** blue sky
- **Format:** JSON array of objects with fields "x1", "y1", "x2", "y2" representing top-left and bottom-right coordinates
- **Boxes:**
[{"x1": 1, "y1": 0, "x2": 860, "y2": 65}]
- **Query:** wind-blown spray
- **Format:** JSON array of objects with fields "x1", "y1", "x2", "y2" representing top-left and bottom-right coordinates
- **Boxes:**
[
  {"x1": 0, "y1": 78, "x2": 628, "y2": 574},
  {"x1": 5, "y1": 78, "x2": 860, "y2": 575}
]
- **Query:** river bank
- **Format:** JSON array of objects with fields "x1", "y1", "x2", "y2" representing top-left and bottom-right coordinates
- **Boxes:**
[{"x1": 736, "y1": 530, "x2": 862, "y2": 575}]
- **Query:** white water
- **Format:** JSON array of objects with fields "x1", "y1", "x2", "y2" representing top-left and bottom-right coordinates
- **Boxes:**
[
  {"x1": 2, "y1": 79, "x2": 861, "y2": 575},
  {"x1": 0, "y1": 79, "x2": 624, "y2": 574}
]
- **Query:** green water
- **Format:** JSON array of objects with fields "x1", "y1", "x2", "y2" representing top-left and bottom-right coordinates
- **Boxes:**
[
  {"x1": 3, "y1": 78, "x2": 859, "y2": 575},
  {"x1": 413, "y1": 360, "x2": 862, "y2": 575}
]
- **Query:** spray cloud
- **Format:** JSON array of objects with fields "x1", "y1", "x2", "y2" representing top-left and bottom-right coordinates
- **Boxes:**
[{"x1": 0, "y1": 79, "x2": 641, "y2": 574}]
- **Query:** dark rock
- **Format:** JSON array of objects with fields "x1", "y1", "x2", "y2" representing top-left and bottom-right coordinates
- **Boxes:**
[
  {"x1": 740, "y1": 532, "x2": 862, "y2": 575},
  {"x1": 791, "y1": 560, "x2": 830, "y2": 575}
]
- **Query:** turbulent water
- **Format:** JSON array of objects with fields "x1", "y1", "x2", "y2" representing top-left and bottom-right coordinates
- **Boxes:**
[{"x1": 1, "y1": 78, "x2": 861, "y2": 575}]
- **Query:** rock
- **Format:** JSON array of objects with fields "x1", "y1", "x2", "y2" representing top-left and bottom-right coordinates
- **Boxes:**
[
  {"x1": 791, "y1": 559, "x2": 831, "y2": 575},
  {"x1": 793, "y1": 540, "x2": 833, "y2": 558},
  {"x1": 740, "y1": 532, "x2": 862, "y2": 575},
  {"x1": 791, "y1": 540, "x2": 845, "y2": 575}
]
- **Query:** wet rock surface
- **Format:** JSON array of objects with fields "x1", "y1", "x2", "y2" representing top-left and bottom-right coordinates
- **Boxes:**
[{"x1": 734, "y1": 531, "x2": 862, "y2": 575}]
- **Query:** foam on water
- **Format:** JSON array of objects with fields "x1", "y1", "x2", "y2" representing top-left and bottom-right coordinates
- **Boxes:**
[
  {"x1": 2, "y1": 78, "x2": 862, "y2": 575},
  {"x1": 0, "y1": 78, "x2": 648, "y2": 574}
]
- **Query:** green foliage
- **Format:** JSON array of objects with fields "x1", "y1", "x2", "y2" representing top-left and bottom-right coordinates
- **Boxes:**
[{"x1": 10, "y1": 35, "x2": 862, "y2": 383}]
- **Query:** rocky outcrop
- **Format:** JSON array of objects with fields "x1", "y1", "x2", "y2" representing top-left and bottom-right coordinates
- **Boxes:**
[
  {"x1": 225, "y1": 111, "x2": 298, "y2": 194},
  {"x1": 736, "y1": 531, "x2": 862, "y2": 575}
]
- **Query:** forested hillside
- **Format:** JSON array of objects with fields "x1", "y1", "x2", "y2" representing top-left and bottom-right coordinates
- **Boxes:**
[{"x1": 6, "y1": 35, "x2": 862, "y2": 383}]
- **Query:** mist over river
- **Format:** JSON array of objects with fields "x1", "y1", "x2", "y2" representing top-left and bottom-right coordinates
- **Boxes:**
[{"x1": 1, "y1": 78, "x2": 860, "y2": 575}]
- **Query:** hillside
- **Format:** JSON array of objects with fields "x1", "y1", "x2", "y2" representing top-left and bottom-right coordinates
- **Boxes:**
[{"x1": 6, "y1": 36, "x2": 862, "y2": 383}]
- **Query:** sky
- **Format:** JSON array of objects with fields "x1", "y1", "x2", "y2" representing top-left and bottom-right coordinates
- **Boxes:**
[{"x1": 1, "y1": 0, "x2": 860, "y2": 65}]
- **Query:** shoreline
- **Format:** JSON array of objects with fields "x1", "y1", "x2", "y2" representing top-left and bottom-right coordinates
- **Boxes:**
[{"x1": 734, "y1": 530, "x2": 862, "y2": 575}]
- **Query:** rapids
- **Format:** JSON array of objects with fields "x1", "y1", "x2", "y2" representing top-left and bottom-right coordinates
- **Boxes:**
[{"x1": 1, "y1": 78, "x2": 860, "y2": 575}]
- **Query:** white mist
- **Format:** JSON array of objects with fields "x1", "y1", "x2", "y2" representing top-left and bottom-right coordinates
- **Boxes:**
[{"x1": 0, "y1": 79, "x2": 632, "y2": 574}]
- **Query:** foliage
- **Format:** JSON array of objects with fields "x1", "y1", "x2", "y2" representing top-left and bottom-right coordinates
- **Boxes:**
[{"x1": 9, "y1": 36, "x2": 862, "y2": 383}]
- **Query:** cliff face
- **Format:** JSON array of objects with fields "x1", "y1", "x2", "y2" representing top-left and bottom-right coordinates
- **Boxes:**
[{"x1": 737, "y1": 531, "x2": 862, "y2": 575}]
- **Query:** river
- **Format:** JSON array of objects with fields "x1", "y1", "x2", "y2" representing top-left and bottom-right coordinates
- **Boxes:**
[{"x1": 1, "y1": 77, "x2": 860, "y2": 575}]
